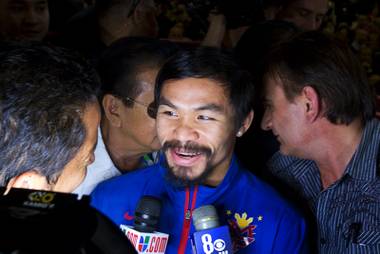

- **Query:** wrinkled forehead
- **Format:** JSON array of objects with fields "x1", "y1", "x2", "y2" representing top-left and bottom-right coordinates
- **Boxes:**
[
  {"x1": 289, "y1": 0, "x2": 329, "y2": 15},
  {"x1": 159, "y1": 77, "x2": 231, "y2": 107}
]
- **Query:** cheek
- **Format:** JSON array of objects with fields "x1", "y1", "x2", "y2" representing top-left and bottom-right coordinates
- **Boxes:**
[
  {"x1": 135, "y1": 115, "x2": 156, "y2": 134},
  {"x1": 68, "y1": 161, "x2": 87, "y2": 191},
  {"x1": 77, "y1": 167, "x2": 87, "y2": 184},
  {"x1": 5, "y1": 16, "x2": 22, "y2": 29},
  {"x1": 8, "y1": 10, "x2": 27, "y2": 21},
  {"x1": 145, "y1": 118, "x2": 157, "y2": 132},
  {"x1": 201, "y1": 125, "x2": 233, "y2": 150},
  {"x1": 156, "y1": 119, "x2": 172, "y2": 143},
  {"x1": 68, "y1": 157, "x2": 88, "y2": 189}
]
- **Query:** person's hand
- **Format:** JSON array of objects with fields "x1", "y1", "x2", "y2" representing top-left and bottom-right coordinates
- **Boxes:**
[{"x1": 201, "y1": 11, "x2": 226, "y2": 47}]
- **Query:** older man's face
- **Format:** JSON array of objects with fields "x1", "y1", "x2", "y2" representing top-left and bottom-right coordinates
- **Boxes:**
[
  {"x1": 0, "y1": 0, "x2": 49, "y2": 41},
  {"x1": 53, "y1": 102, "x2": 101, "y2": 193}
]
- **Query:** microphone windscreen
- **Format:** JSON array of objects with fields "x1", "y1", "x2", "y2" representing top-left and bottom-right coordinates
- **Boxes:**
[
  {"x1": 192, "y1": 205, "x2": 220, "y2": 231},
  {"x1": 133, "y1": 196, "x2": 161, "y2": 233}
]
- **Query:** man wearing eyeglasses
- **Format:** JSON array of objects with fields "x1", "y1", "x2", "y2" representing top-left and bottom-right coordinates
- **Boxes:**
[{"x1": 74, "y1": 37, "x2": 179, "y2": 195}]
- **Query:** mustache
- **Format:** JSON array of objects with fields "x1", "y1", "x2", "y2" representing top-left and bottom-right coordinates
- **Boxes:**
[{"x1": 162, "y1": 140, "x2": 212, "y2": 157}]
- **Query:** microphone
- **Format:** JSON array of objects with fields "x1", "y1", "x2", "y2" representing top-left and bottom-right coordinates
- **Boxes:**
[
  {"x1": 191, "y1": 205, "x2": 233, "y2": 254},
  {"x1": 121, "y1": 196, "x2": 169, "y2": 254},
  {"x1": 0, "y1": 187, "x2": 136, "y2": 254}
]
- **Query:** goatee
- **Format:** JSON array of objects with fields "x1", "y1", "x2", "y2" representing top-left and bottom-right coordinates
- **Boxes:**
[{"x1": 162, "y1": 140, "x2": 214, "y2": 188}]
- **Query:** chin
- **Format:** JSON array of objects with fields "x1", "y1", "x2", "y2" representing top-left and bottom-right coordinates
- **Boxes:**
[
  {"x1": 171, "y1": 165, "x2": 197, "y2": 179},
  {"x1": 164, "y1": 161, "x2": 205, "y2": 187},
  {"x1": 279, "y1": 146, "x2": 290, "y2": 155}
]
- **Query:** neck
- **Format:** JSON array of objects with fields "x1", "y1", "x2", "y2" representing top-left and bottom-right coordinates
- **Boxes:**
[
  {"x1": 311, "y1": 118, "x2": 364, "y2": 189},
  {"x1": 101, "y1": 120, "x2": 145, "y2": 173}
]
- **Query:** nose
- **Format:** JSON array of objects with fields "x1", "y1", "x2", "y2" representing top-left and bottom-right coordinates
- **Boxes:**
[
  {"x1": 24, "y1": 8, "x2": 39, "y2": 24},
  {"x1": 314, "y1": 18, "x2": 323, "y2": 30},
  {"x1": 304, "y1": 17, "x2": 319, "y2": 31},
  {"x1": 310, "y1": 19, "x2": 319, "y2": 31},
  {"x1": 260, "y1": 109, "x2": 272, "y2": 131},
  {"x1": 174, "y1": 119, "x2": 200, "y2": 142}
]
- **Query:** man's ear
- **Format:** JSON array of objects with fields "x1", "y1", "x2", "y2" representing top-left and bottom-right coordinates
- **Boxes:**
[
  {"x1": 6, "y1": 171, "x2": 51, "y2": 194},
  {"x1": 102, "y1": 94, "x2": 123, "y2": 128},
  {"x1": 302, "y1": 86, "x2": 320, "y2": 122},
  {"x1": 236, "y1": 110, "x2": 254, "y2": 137}
]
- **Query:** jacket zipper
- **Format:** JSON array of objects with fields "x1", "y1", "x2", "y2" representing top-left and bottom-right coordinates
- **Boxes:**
[{"x1": 178, "y1": 185, "x2": 198, "y2": 254}]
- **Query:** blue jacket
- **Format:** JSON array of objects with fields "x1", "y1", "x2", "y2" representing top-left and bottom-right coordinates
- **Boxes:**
[{"x1": 91, "y1": 155, "x2": 307, "y2": 253}]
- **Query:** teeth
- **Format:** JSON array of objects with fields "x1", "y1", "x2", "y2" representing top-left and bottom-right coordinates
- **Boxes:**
[
  {"x1": 175, "y1": 148, "x2": 201, "y2": 157},
  {"x1": 179, "y1": 152, "x2": 196, "y2": 157}
]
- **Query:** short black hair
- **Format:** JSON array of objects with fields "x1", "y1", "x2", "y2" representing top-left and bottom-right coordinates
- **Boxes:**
[
  {"x1": 235, "y1": 20, "x2": 298, "y2": 114},
  {"x1": 235, "y1": 20, "x2": 298, "y2": 76},
  {"x1": 0, "y1": 42, "x2": 100, "y2": 186},
  {"x1": 97, "y1": 36, "x2": 179, "y2": 106},
  {"x1": 155, "y1": 47, "x2": 254, "y2": 129},
  {"x1": 263, "y1": 31, "x2": 375, "y2": 124}
]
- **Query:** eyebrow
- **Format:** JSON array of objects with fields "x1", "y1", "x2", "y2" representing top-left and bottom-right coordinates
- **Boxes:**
[
  {"x1": 297, "y1": 7, "x2": 312, "y2": 14},
  {"x1": 159, "y1": 96, "x2": 176, "y2": 108},
  {"x1": 159, "y1": 96, "x2": 224, "y2": 113},
  {"x1": 196, "y1": 104, "x2": 223, "y2": 113}
]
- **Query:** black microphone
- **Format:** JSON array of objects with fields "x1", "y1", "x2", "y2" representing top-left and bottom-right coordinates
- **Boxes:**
[
  {"x1": 121, "y1": 195, "x2": 169, "y2": 254},
  {"x1": 134, "y1": 195, "x2": 161, "y2": 233},
  {"x1": 0, "y1": 187, "x2": 136, "y2": 254}
]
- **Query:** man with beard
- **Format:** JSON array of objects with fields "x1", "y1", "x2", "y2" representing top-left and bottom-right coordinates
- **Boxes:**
[{"x1": 91, "y1": 47, "x2": 307, "y2": 253}]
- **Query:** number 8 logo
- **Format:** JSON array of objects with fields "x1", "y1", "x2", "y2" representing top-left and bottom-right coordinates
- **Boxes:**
[{"x1": 201, "y1": 234, "x2": 214, "y2": 254}]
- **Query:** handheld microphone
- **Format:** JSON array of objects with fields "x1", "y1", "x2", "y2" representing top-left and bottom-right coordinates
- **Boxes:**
[
  {"x1": 121, "y1": 196, "x2": 169, "y2": 254},
  {"x1": 191, "y1": 205, "x2": 233, "y2": 254}
]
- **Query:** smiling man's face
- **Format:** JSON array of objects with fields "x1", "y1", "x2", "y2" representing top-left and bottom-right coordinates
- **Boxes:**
[{"x1": 156, "y1": 78, "x2": 238, "y2": 187}]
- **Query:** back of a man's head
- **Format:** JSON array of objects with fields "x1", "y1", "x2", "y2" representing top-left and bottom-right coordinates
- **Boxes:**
[
  {"x1": 0, "y1": 42, "x2": 100, "y2": 188},
  {"x1": 235, "y1": 20, "x2": 299, "y2": 78}
]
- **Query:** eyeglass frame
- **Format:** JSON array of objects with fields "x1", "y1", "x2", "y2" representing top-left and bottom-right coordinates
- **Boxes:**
[{"x1": 121, "y1": 96, "x2": 157, "y2": 119}]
